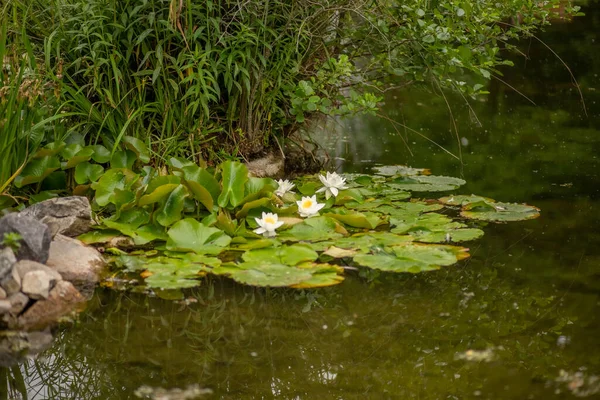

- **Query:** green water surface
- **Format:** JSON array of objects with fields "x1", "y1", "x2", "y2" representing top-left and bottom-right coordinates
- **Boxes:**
[{"x1": 4, "y1": 2, "x2": 600, "y2": 399}]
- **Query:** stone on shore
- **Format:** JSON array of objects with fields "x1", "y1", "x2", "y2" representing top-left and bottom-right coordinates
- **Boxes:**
[
  {"x1": 21, "y1": 270, "x2": 53, "y2": 300},
  {"x1": 16, "y1": 280, "x2": 84, "y2": 331},
  {"x1": 46, "y1": 234, "x2": 106, "y2": 294},
  {"x1": 0, "y1": 247, "x2": 17, "y2": 280},
  {"x1": 7, "y1": 292, "x2": 29, "y2": 315},
  {"x1": 0, "y1": 268, "x2": 21, "y2": 295},
  {"x1": 0, "y1": 287, "x2": 6, "y2": 299},
  {"x1": 19, "y1": 196, "x2": 93, "y2": 238},
  {"x1": 14, "y1": 260, "x2": 63, "y2": 283},
  {"x1": 0, "y1": 213, "x2": 51, "y2": 263}
]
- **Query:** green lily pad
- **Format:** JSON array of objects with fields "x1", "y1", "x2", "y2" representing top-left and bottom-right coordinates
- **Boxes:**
[
  {"x1": 103, "y1": 209, "x2": 151, "y2": 236},
  {"x1": 181, "y1": 165, "x2": 221, "y2": 203},
  {"x1": 324, "y1": 210, "x2": 385, "y2": 229},
  {"x1": 461, "y1": 202, "x2": 540, "y2": 222},
  {"x1": 89, "y1": 145, "x2": 111, "y2": 163},
  {"x1": 278, "y1": 216, "x2": 345, "y2": 242},
  {"x1": 32, "y1": 142, "x2": 65, "y2": 159},
  {"x1": 166, "y1": 218, "x2": 231, "y2": 255},
  {"x1": 212, "y1": 261, "x2": 314, "y2": 287},
  {"x1": 438, "y1": 195, "x2": 496, "y2": 206},
  {"x1": 146, "y1": 175, "x2": 182, "y2": 194},
  {"x1": 372, "y1": 165, "x2": 431, "y2": 176},
  {"x1": 138, "y1": 184, "x2": 180, "y2": 207},
  {"x1": 290, "y1": 262, "x2": 345, "y2": 288},
  {"x1": 389, "y1": 175, "x2": 466, "y2": 192},
  {"x1": 62, "y1": 145, "x2": 94, "y2": 169},
  {"x1": 323, "y1": 231, "x2": 413, "y2": 252},
  {"x1": 410, "y1": 228, "x2": 485, "y2": 243},
  {"x1": 353, "y1": 243, "x2": 469, "y2": 273},
  {"x1": 78, "y1": 229, "x2": 122, "y2": 244},
  {"x1": 242, "y1": 244, "x2": 318, "y2": 265},
  {"x1": 391, "y1": 213, "x2": 465, "y2": 235},
  {"x1": 133, "y1": 223, "x2": 169, "y2": 245},
  {"x1": 110, "y1": 149, "x2": 137, "y2": 169}
]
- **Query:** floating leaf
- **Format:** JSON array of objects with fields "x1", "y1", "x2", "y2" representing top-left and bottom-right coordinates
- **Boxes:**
[
  {"x1": 235, "y1": 197, "x2": 272, "y2": 219},
  {"x1": 122, "y1": 136, "x2": 151, "y2": 163},
  {"x1": 323, "y1": 246, "x2": 358, "y2": 258},
  {"x1": 325, "y1": 210, "x2": 385, "y2": 229},
  {"x1": 391, "y1": 213, "x2": 464, "y2": 235},
  {"x1": 74, "y1": 162, "x2": 104, "y2": 184},
  {"x1": 166, "y1": 218, "x2": 231, "y2": 254},
  {"x1": 212, "y1": 261, "x2": 313, "y2": 287},
  {"x1": 438, "y1": 194, "x2": 496, "y2": 206},
  {"x1": 78, "y1": 229, "x2": 122, "y2": 244},
  {"x1": 290, "y1": 262, "x2": 345, "y2": 288},
  {"x1": 133, "y1": 223, "x2": 169, "y2": 245},
  {"x1": 372, "y1": 165, "x2": 431, "y2": 176},
  {"x1": 461, "y1": 202, "x2": 540, "y2": 222},
  {"x1": 156, "y1": 184, "x2": 189, "y2": 227},
  {"x1": 323, "y1": 232, "x2": 413, "y2": 252},
  {"x1": 14, "y1": 156, "x2": 61, "y2": 188},
  {"x1": 353, "y1": 243, "x2": 469, "y2": 273},
  {"x1": 103, "y1": 209, "x2": 151, "y2": 237},
  {"x1": 278, "y1": 216, "x2": 344, "y2": 242},
  {"x1": 411, "y1": 228, "x2": 484, "y2": 243},
  {"x1": 389, "y1": 175, "x2": 466, "y2": 192},
  {"x1": 218, "y1": 161, "x2": 248, "y2": 208},
  {"x1": 242, "y1": 244, "x2": 318, "y2": 266}
]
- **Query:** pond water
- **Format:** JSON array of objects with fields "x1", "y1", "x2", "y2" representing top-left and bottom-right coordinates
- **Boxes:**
[{"x1": 3, "y1": 3, "x2": 600, "y2": 399}]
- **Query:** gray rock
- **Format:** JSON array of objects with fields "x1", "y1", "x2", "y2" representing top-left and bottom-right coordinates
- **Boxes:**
[
  {"x1": 7, "y1": 292, "x2": 29, "y2": 315},
  {"x1": 16, "y1": 280, "x2": 84, "y2": 331},
  {"x1": 0, "y1": 247, "x2": 17, "y2": 280},
  {"x1": 0, "y1": 213, "x2": 52, "y2": 263},
  {"x1": 14, "y1": 260, "x2": 63, "y2": 284},
  {"x1": 246, "y1": 153, "x2": 285, "y2": 178},
  {"x1": 0, "y1": 287, "x2": 6, "y2": 299},
  {"x1": 0, "y1": 299, "x2": 10, "y2": 313},
  {"x1": 0, "y1": 268, "x2": 21, "y2": 295},
  {"x1": 19, "y1": 196, "x2": 93, "y2": 237},
  {"x1": 22, "y1": 270, "x2": 52, "y2": 299},
  {"x1": 46, "y1": 234, "x2": 106, "y2": 294},
  {"x1": 0, "y1": 329, "x2": 54, "y2": 367}
]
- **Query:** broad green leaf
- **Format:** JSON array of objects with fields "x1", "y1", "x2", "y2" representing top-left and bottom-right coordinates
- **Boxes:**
[
  {"x1": 62, "y1": 147, "x2": 94, "y2": 169},
  {"x1": 290, "y1": 262, "x2": 345, "y2": 288},
  {"x1": 166, "y1": 218, "x2": 231, "y2": 254},
  {"x1": 438, "y1": 194, "x2": 495, "y2": 206},
  {"x1": 89, "y1": 145, "x2": 111, "y2": 163},
  {"x1": 133, "y1": 223, "x2": 169, "y2": 245},
  {"x1": 74, "y1": 162, "x2": 104, "y2": 184},
  {"x1": 91, "y1": 168, "x2": 138, "y2": 206},
  {"x1": 146, "y1": 175, "x2": 181, "y2": 194},
  {"x1": 323, "y1": 232, "x2": 413, "y2": 252},
  {"x1": 156, "y1": 184, "x2": 189, "y2": 227},
  {"x1": 169, "y1": 157, "x2": 195, "y2": 170},
  {"x1": 217, "y1": 161, "x2": 248, "y2": 208},
  {"x1": 353, "y1": 243, "x2": 469, "y2": 273},
  {"x1": 412, "y1": 228, "x2": 484, "y2": 243},
  {"x1": 122, "y1": 136, "x2": 150, "y2": 163},
  {"x1": 242, "y1": 244, "x2": 318, "y2": 266},
  {"x1": 110, "y1": 149, "x2": 137, "y2": 169},
  {"x1": 245, "y1": 177, "x2": 276, "y2": 195},
  {"x1": 389, "y1": 175, "x2": 466, "y2": 192},
  {"x1": 461, "y1": 202, "x2": 540, "y2": 222},
  {"x1": 32, "y1": 141, "x2": 65, "y2": 159},
  {"x1": 391, "y1": 213, "x2": 464, "y2": 235},
  {"x1": 325, "y1": 210, "x2": 384, "y2": 229},
  {"x1": 182, "y1": 165, "x2": 221, "y2": 203},
  {"x1": 103, "y1": 209, "x2": 151, "y2": 236},
  {"x1": 14, "y1": 156, "x2": 61, "y2": 188},
  {"x1": 278, "y1": 216, "x2": 345, "y2": 242},
  {"x1": 138, "y1": 184, "x2": 179, "y2": 206},
  {"x1": 372, "y1": 165, "x2": 431, "y2": 176},
  {"x1": 78, "y1": 229, "x2": 121, "y2": 244},
  {"x1": 235, "y1": 197, "x2": 272, "y2": 219},
  {"x1": 212, "y1": 261, "x2": 313, "y2": 287},
  {"x1": 184, "y1": 180, "x2": 214, "y2": 210}
]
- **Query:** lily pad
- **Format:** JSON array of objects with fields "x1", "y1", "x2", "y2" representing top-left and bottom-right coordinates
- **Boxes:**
[
  {"x1": 410, "y1": 228, "x2": 485, "y2": 243},
  {"x1": 353, "y1": 243, "x2": 469, "y2": 273},
  {"x1": 212, "y1": 261, "x2": 314, "y2": 287},
  {"x1": 122, "y1": 136, "x2": 151, "y2": 163},
  {"x1": 90, "y1": 168, "x2": 139, "y2": 207},
  {"x1": 391, "y1": 213, "x2": 464, "y2": 235},
  {"x1": 389, "y1": 175, "x2": 466, "y2": 192},
  {"x1": 218, "y1": 161, "x2": 248, "y2": 208},
  {"x1": 322, "y1": 232, "x2": 413, "y2": 252},
  {"x1": 438, "y1": 195, "x2": 495, "y2": 206},
  {"x1": 74, "y1": 162, "x2": 104, "y2": 184},
  {"x1": 166, "y1": 218, "x2": 231, "y2": 255},
  {"x1": 278, "y1": 216, "x2": 345, "y2": 242},
  {"x1": 242, "y1": 244, "x2": 318, "y2": 265},
  {"x1": 290, "y1": 262, "x2": 345, "y2": 288},
  {"x1": 14, "y1": 156, "x2": 61, "y2": 188},
  {"x1": 78, "y1": 229, "x2": 122, "y2": 244},
  {"x1": 324, "y1": 210, "x2": 385, "y2": 229},
  {"x1": 461, "y1": 202, "x2": 541, "y2": 222},
  {"x1": 156, "y1": 184, "x2": 189, "y2": 227},
  {"x1": 372, "y1": 165, "x2": 431, "y2": 176}
]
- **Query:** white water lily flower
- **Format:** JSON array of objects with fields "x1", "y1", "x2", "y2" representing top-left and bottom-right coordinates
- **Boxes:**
[
  {"x1": 316, "y1": 171, "x2": 348, "y2": 199},
  {"x1": 253, "y1": 212, "x2": 284, "y2": 237},
  {"x1": 275, "y1": 179, "x2": 295, "y2": 197},
  {"x1": 296, "y1": 195, "x2": 325, "y2": 218}
]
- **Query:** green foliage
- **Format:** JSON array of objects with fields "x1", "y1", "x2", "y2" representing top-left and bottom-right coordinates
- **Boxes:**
[{"x1": 0, "y1": 232, "x2": 23, "y2": 252}]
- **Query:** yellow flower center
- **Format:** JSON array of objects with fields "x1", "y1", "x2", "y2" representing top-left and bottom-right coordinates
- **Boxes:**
[
  {"x1": 302, "y1": 200, "x2": 313, "y2": 208},
  {"x1": 264, "y1": 217, "x2": 275, "y2": 224}
]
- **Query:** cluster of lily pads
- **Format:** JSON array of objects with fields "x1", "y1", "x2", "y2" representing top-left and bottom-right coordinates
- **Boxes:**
[{"x1": 6, "y1": 139, "x2": 540, "y2": 290}]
